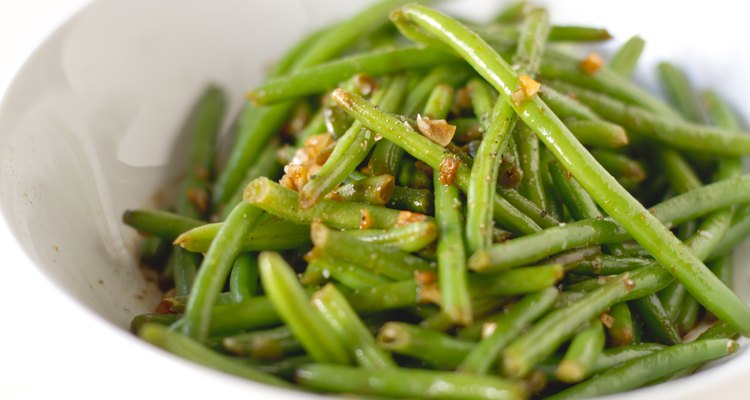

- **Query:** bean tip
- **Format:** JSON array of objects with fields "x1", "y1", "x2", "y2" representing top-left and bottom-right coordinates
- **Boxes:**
[
  {"x1": 556, "y1": 360, "x2": 585, "y2": 383},
  {"x1": 727, "y1": 339, "x2": 740, "y2": 354},
  {"x1": 468, "y1": 250, "x2": 491, "y2": 272}
]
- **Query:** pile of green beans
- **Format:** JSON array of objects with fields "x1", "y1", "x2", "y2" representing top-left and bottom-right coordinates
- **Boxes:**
[{"x1": 124, "y1": 2, "x2": 750, "y2": 399}]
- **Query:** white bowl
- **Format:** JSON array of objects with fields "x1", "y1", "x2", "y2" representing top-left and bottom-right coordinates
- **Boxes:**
[{"x1": 1, "y1": 0, "x2": 750, "y2": 398}]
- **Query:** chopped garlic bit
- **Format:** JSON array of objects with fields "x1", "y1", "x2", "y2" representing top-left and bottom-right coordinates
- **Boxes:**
[
  {"x1": 353, "y1": 74, "x2": 377, "y2": 96},
  {"x1": 416, "y1": 114, "x2": 457, "y2": 147},
  {"x1": 580, "y1": 52, "x2": 604, "y2": 75},
  {"x1": 415, "y1": 270, "x2": 437, "y2": 285},
  {"x1": 600, "y1": 312, "x2": 615, "y2": 329},
  {"x1": 279, "y1": 133, "x2": 334, "y2": 191},
  {"x1": 438, "y1": 156, "x2": 461, "y2": 185},
  {"x1": 512, "y1": 74, "x2": 541, "y2": 106}
]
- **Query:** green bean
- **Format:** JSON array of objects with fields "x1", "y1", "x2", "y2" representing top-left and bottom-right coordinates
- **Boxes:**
[
  {"x1": 296, "y1": 363, "x2": 526, "y2": 400},
  {"x1": 332, "y1": 174, "x2": 395, "y2": 206},
  {"x1": 494, "y1": 1, "x2": 529, "y2": 23},
  {"x1": 540, "y1": 49, "x2": 681, "y2": 118},
  {"x1": 590, "y1": 343, "x2": 665, "y2": 374},
  {"x1": 548, "y1": 161, "x2": 601, "y2": 220},
  {"x1": 469, "y1": 264, "x2": 563, "y2": 297},
  {"x1": 707, "y1": 203, "x2": 750, "y2": 259},
  {"x1": 181, "y1": 202, "x2": 263, "y2": 341},
  {"x1": 345, "y1": 280, "x2": 424, "y2": 314},
  {"x1": 547, "y1": 339, "x2": 739, "y2": 400},
  {"x1": 397, "y1": 4, "x2": 750, "y2": 335},
  {"x1": 709, "y1": 254, "x2": 733, "y2": 290},
  {"x1": 548, "y1": 25, "x2": 612, "y2": 42},
  {"x1": 332, "y1": 89, "x2": 543, "y2": 234},
  {"x1": 538, "y1": 86, "x2": 602, "y2": 121},
  {"x1": 388, "y1": 186, "x2": 434, "y2": 214},
  {"x1": 245, "y1": 177, "x2": 405, "y2": 229},
  {"x1": 171, "y1": 249, "x2": 198, "y2": 297},
  {"x1": 423, "y1": 83, "x2": 454, "y2": 119},
  {"x1": 322, "y1": 75, "x2": 366, "y2": 139},
  {"x1": 658, "y1": 62, "x2": 707, "y2": 123},
  {"x1": 556, "y1": 319, "x2": 605, "y2": 383},
  {"x1": 516, "y1": 124, "x2": 547, "y2": 210},
  {"x1": 466, "y1": 97, "x2": 516, "y2": 253},
  {"x1": 459, "y1": 288, "x2": 559, "y2": 375},
  {"x1": 123, "y1": 209, "x2": 202, "y2": 240},
  {"x1": 501, "y1": 267, "x2": 669, "y2": 378},
  {"x1": 631, "y1": 294, "x2": 681, "y2": 345},
  {"x1": 497, "y1": 187, "x2": 560, "y2": 228},
  {"x1": 174, "y1": 218, "x2": 310, "y2": 253},
  {"x1": 258, "y1": 251, "x2": 350, "y2": 364},
  {"x1": 571, "y1": 254, "x2": 654, "y2": 275},
  {"x1": 300, "y1": 75, "x2": 405, "y2": 208},
  {"x1": 222, "y1": 325, "x2": 301, "y2": 360},
  {"x1": 698, "y1": 321, "x2": 738, "y2": 340},
  {"x1": 377, "y1": 322, "x2": 474, "y2": 369},
  {"x1": 658, "y1": 281, "x2": 686, "y2": 322},
  {"x1": 608, "y1": 35, "x2": 645, "y2": 77},
  {"x1": 434, "y1": 172, "x2": 472, "y2": 325},
  {"x1": 311, "y1": 222, "x2": 433, "y2": 280},
  {"x1": 312, "y1": 284, "x2": 395, "y2": 369},
  {"x1": 472, "y1": 175, "x2": 750, "y2": 271},
  {"x1": 312, "y1": 256, "x2": 391, "y2": 290},
  {"x1": 213, "y1": 0, "x2": 410, "y2": 207},
  {"x1": 244, "y1": 355, "x2": 312, "y2": 380},
  {"x1": 564, "y1": 119, "x2": 628, "y2": 149},
  {"x1": 591, "y1": 149, "x2": 646, "y2": 184},
  {"x1": 506, "y1": 8, "x2": 550, "y2": 210},
  {"x1": 661, "y1": 148, "x2": 702, "y2": 193},
  {"x1": 138, "y1": 323, "x2": 291, "y2": 388},
  {"x1": 370, "y1": 65, "x2": 469, "y2": 177},
  {"x1": 130, "y1": 313, "x2": 180, "y2": 334},
  {"x1": 608, "y1": 302, "x2": 636, "y2": 346},
  {"x1": 229, "y1": 254, "x2": 258, "y2": 303},
  {"x1": 551, "y1": 82, "x2": 750, "y2": 156},
  {"x1": 345, "y1": 221, "x2": 437, "y2": 252}
]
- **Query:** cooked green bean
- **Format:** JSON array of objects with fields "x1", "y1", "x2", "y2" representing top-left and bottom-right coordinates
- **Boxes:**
[
  {"x1": 423, "y1": 83, "x2": 454, "y2": 119},
  {"x1": 296, "y1": 363, "x2": 527, "y2": 399},
  {"x1": 345, "y1": 221, "x2": 437, "y2": 252},
  {"x1": 658, "y1": 62, "x2": 706, "y2": 123},
  {"x1": 139, "y1": 323, "x2": 290, "y2": 387},
  {"x1": 538, "y1": 86, "x2": 601, "y2": 121},
  {"x1": 556, "y1": 319, "x2": 605, "y2": 383},
  {"x1": 608, "y1": 35, "x2": 645, "y2": 77},
  {"x1": 377, "y1": 322, "x2": 475, "y2": 368},
  {"x1": 459, "y1": 288, "x2": 559, "y2": 374},
  {"x1": 332, "y1": 174, "x2": 395, "y2": 206},
  {"x1": 552, "y1": 82, "x2": 750, "y2": 156},
  {"x1": 608, "y1": 302, "x2": 636, "y2": 346},
  {"x1": 245, "y1": 177, "x2": 405, "y2": 229},
  {"x1": 311, "y1": 222, "x2": 433, "y2": 280},
  {"x1": 631, "y1": 294, "x2": 681, "y2": 345},
  {"x1": 222, "y1": 325, "x2": 301, "y2": 360},
  {"x1": 123, "y1": 209, "x2": 202, "y2": 240},
  {"x1": 181, "y1": 202, "x2": 264, "y2": 341},
  {"x1": 229, "y1": 254, "x2": 258, "y2": 303},
  {"x1": 548, "y1": 161, "x2": 601, "y2": 221},
  {"x1": 312, "y1": 284, "x2": 396, "y2": 369},
  {"x1": 591, "y1": 149, "x2": 646, "y2": 184},
  {"x1": 468, "y1": 264, "x2": 563, "y2": 297},
  {"x1": 547, "y1": 339, "x2": 739, "y2": 400},
  {"x1": 388, "y1": 186, "x2": 434, "y2": 214},
  {"x1": 564, "y1": 119, "x2": 628, "y2": 149},
  {"x1": 174, "y1": 218, "x2": 310, "y2": 253},
  {"x1": 434, "y1": 172, "x2": 472, "y2": 325},
  {"x1": 470, "y1": 175, "x2": 750, "y2": 272},
  {"x1": 501, "y1": 267, "x2": 670, "y2": 378},
  {"x1": 258, "y1": 251, "x2": 351, "y2": 363}
]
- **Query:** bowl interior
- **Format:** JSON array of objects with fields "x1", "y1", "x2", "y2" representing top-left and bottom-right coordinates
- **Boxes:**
[{"x1": 2, "y1": 0, "x2": 750, "y2": 398}]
